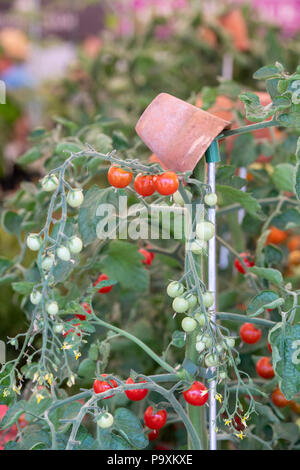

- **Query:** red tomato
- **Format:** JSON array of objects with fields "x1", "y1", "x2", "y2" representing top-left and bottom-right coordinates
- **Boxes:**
[
  {"x1": 155, "y1": 172, "x2": 179, "y2": 196},
  {"x1": 183, "y1": 381, "x2": 208, "y2": 406},
  {"x1": 148, "y1": 429, "x2": 159, "y2": 441},
  {"x1": 124, "y1": 378, "x2": 148, "y2": 401},
  {"x1": 101, "y1": 374, "x2": 118, "y2": 388},
  {"x1": 93, "y1": 375, "x2": 117, "y2": 399},
  {"x1": 93, "y1": 274, "x2": 113, "y2": 294},
  {"x1": 134, "y1": 174, "x2": 156, "y2": 197},
  {"x1": 256, "y1": 357, "x2": 274, "y2": 379},
  {"x1": 139, "y1": 248, "x2": 155, "y2": 266},
  {"x1": 234, "y1": 252, "x2": 255, "y2": 274},
  {"x1": 75, "y1": 302, "x2": 92, "y2": 320},
  {"x1": 271, "y1": 388, "x2": 290, "y2": 408},
  {"x1": 107, "y1": 166, "x2": 133, "y2": 188},
  {"x1": 268, "y1": 342, "x2": 272, "y2": 354},
  {"x1": 239, "y1": 322, "x2": 262, "y2": 344},
  {"x1": 265, "y1": 226, "x2": 287, "y2": 245},
  {"x1": 144, "y1": 406, "x2": 167, "y2": 430}
]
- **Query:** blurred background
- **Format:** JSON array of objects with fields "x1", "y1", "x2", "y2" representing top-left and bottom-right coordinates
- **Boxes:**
[{"x1": 1, "y1": 0, "x2": 300, "y2": 367}]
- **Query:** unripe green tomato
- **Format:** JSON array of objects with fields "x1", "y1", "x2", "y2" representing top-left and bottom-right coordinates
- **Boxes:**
[
  {"x1": 167, "y1": 281, "x2": 184, "y2": 298},
  {"x1": 47, "y1": 301, "x2": 59, "y2": 316},
  {"x1": 190, "y1": 239, "x2": 207, "y2": 255},
  {"x1": 216, "y1": 344, "x2": 223, "y2": 354},
  {"x1": 68, "y1": 236, "x2": 83, "y2": 254},
  {"x1": 194, "y1": 313, "x2": 206, "y2": 327},
  {"x1": 97, "y1": 413, "x2": 114, "y2": 429},
  {"x1": 225, "y1": 337, "x2": 235, "y2": 349},
  {"x1": 67, "y1": 189, "x2": 84, "y2": 208},
  {"x1": 30, "y1": 290, "x2": 42, "y2": 305},
  {"x1": 186, "y1": 294, "x2": 198, "y2": 309},
  {"x1": 195, "y1": 341, "x2": 206, "y2": 353},
  {"x1": 202, "y1": 292, "x2": 214, "y2": 308},
  {"x1": 41, "y1": 175, "x2": 59, "y2": 192},
  {"x1": 41, "y1": 256, "x2": 54, "y2": 271},
  {"x1": 219, "y1": 371, "x2": 227, "y2": 380},
  {"x1": 205, "y1": 353, "x2": 218, "y2": 368},
  {"x1": 181, "y1": 317, "x2": 197, "y2": 332},
  {"x1": 196, "y1": 221, "x2": 215, "y2": 241},
  {"x1": 53, "y1": 324, "x2": 64, "y2": 334},
  {"x1": 202, "y1": 334, "x2": 212, "y2": 348},
  {"x1": 173, "y1": 189, "x2": 191, "y2": 206},
  {"x1": 57, "y1": 246, "x2": 71, "y2": 262},
  {"x1": 204, "y1": 193, "x2": 218, "y2": 206},
  {"x1": 26, "y1": 234, "x2": 42, "y2": 251},
  {"x1": 172, "y1": 296, "x2": 189, "y2": 313}
]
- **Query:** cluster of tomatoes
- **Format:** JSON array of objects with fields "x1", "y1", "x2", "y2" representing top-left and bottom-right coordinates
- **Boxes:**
[
  {"x1": 239, "y1": 322, "x2": 299, "y2": 410},
  {"x1": 93, "y1": 376, "x2": 208, "y2": 442},
  {"x1": 107, "y1": 166, "x2": 179, "y2": 197}
]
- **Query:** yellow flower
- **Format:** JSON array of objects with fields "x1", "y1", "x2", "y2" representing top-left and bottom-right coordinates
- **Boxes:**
[
  {"x1": 61, "y1": 343, "x2": 72, "y2": 350},
  {"x1": 215, "y1": 393, "x2": 223, "y2": 403},
  {"x1": 44, "y1": 373, "x2": 53, "y2": 385},
  {"x1": 241, "y1": 416, "x2": 248, "y2": 428},
  {"x1": 12, "y1": 384, "x2": 21, "y2": 395},
  {"x1": 74, "y1": 351, "x2": 81, "y2": 360},
  {"x1": 2, "y1": 388, "x2": 10, "y2": 397},
  {"x1": 67, "y1": 374, "x2": 75, "y2": 387},
  {"x1": 33, "y1": 372, "x2": 39, "y2": 383},
  {"x1": 224, "y1": 419, "x2": 231, "y2": 426},
  {"x1": 36, "y1": 393, "x2": 44, "y2": 404},
  {"x1": 235, "y1": 431, "x2": 245, "y2": 440}
]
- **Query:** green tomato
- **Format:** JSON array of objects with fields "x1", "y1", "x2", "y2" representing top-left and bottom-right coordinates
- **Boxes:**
[
  {"x1": 202, "y1": 334, "x2": 212, "y2": 348},
  {"x1": 30, "y1": 290, "x2": 42, "y2": 305},
  {"x1": 41, "y1": 175, "x2": 59, "y2": 192},
  {"x1": 167, "y1": 281, "x2": 184, "y2": 298},
  {"x1": 202, "y1": 292, "x2": 214, "y2": 308},
  {"x1": 47, "y1": 302, "x2": 59, "y2": 316},
  {"x1": 67, "y1": 189, "x2": 84, "y2": 208},
  {"x1": 186, "y1": 294, "x2": 198, "y2": 309},
  {"x1": 194, "y1": 313, "x2": 206, "y2": 327},
  {"x1": 53, "y1": 324, "x2": 64, "y2": 334},
  {"x1": 190, "y1": 239, "x2": 207, "y2": 255},
  {"x1": 181, "y1": 317, "x2": 197, "y2": 332},
  {"x1": 204, "y1": 193, "x2": 218, "y2": 206},
  {"x1": 205, "y1": 353, "x2": 218, "y2": 368},
  {"x1": 195, "y1": 341, "x2": 206, "y2": 353},
  {"x1": 225, "y1": 337, "x2": 235, "y2": 349},
  {"x1": 173, "y1": 189, "x2": 191, "y2": 206},
  {"x1": 26, "y1": 234, "x2": 42, "y2": 251},
  {"x1": 196, "y1": 221, "x2": 215, "y2": 241},
  {"x1": 97, "y1": 413, "x2": 114, "y2": 429},
  {"x1": 172, "y1": 296, "x2": 189, "y2": 313},
  {"x1": 57, "y1": 246, "x2": 71, "y2": 262},
  {"x1": 68, "y1": 236, "x2": 83, "y2": 254},
  {"x1": 219, "y1": 370, "x2": 227, "y2": 380},
  {"x1": 41, "y1": 256, "x2": 54, "y2": 271}
]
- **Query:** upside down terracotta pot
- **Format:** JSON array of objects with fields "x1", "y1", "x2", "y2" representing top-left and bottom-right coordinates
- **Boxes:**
[{"x1": 136, "y1": 93, "x2": 230, "y2": 172}]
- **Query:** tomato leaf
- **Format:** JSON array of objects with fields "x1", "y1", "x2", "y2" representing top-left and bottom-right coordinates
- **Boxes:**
[
  {"x1": 247, "y1": 291, "x2": 282, "y2": 316},
  {"x1": 248, "y1": 267, "x2": 283, "y2": 286},
  {"x1": 114, "y1": 407, "x2": 148, "y2": 449},
  {"x1": 272, "y1": 163, "x2": 295, "y2": 192},
  {"x1": 0, "y1": 401, "x2": 26, "y2": 430},
  {"x1": 216, "y1": 184, "x2": 264, "y2": 219},
  {"x1": 269, "y1": 322, "x2": 300, "y2": 400},
  {"x1": 12, "y1": 281, "x2": 35, "y2": 296}
]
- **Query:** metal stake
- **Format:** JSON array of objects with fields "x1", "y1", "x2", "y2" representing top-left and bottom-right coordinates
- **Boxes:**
[{"x1": 205, "y1": 140, "x2": 220, "y2": 450}]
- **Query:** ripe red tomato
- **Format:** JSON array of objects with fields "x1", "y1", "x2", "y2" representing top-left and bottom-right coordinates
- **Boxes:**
[
  {"x1": 155, "y1": 172, "x2": 179, "y2": 196},
  {"x1": 93, "y1": 274, "x2": 113, "y2": 294},
  {"x1": 256, "y1": 357, "x2": 274, "y2": 379},
  {"x1": 139, "y1": 248, "x2": 155, "y2": 266},
  {"x1": 93, "y1": 375, "x2": 117, "y2": 399},
  {"x1": 107, "y1": 166, "x2": 133, "y2": 188},
  {"x1": 239, "y1": 322, "x2": 262, "y2": 344},
  {"x1": 267, "y1": 342, "x2": 272, "y2": 353},
  {"x1": 144, "y1": 406, "x2": 167, "y2": 430},
  {"x1": 75, "y1": 302, "x2": 92, "y2": 320},
  {"x1": 148, "y1": 429, "x2": 159, "y2": 441},
  {"x1": 271, "y1": 388, "x2": 290, "y2": 408},
  {"x1": 234, "y1": 252, "x2": 255, "y2": 274},
  {"x1": 183, "y1": 381, "x2": 208, "y2": 406},
  {"x1": 265, "y1": 226, "x2": 287, "y2": 245},
  {"x1": 134, "y1": 174, "x2": 156, "y2": 197},
  {"x1": 124, "y1": 378, "x2": 148, "y2": 401}
]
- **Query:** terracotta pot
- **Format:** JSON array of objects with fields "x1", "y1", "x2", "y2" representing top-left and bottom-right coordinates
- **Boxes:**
[
  {"x1": 136, "y1": 93, "x2": 230, "y2": 172},
  {"x1": 219, "y1": 9, "x2": 250, "y2": 52}
]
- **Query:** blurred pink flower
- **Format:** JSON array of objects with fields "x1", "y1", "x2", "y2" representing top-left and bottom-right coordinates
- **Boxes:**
[{"x1": 154, "y1": 24, "x2": 174, "y2": 39}]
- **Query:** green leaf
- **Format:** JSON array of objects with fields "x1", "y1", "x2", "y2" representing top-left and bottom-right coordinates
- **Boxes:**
[
  {"x1": 55, "y1": 142, "x2": 83, "y2": 156},
  {"x1": 294, "y1": 161, "x2": 300, "y2": 201},
  {"x1": 271, "y1": 208, "x2": 300, "y2": 230},
  {"x1": 101, "y1": 241, "x2": 149, "y2": 292},
  {"x1": 273, "y1": 422, "x2": 299, "y2": 446},
  {"x1": 17, "y1": 147, "x2": 42, "y2": 165},
  {"x1": 0, "y1": 401, "x2": 26, "y2": 430},
  {"x1": 253, "y1": 65, "x2": 281, "y2": 80},
  {"x1": 78, "y1": 186, "x2": 119, "y2": 246},
  {"x1": 78, "y1": 358, "x2": 96, "y2": 379},
  {"x1": 19, "y1": 424, "x2": 51, "y2": 450},
  {"x1": 216, "y1": 184, "x2": 263, "y2": 219},
  {"x1": 278, "y1": 112, "x2": 300, "y2": 128},
  {"x1": 1, "y1": 211, "x2": 22, "y2": 235},
  {"x1": 171, "y1": 330, "x2": 186, "y2": 348},
  {"x1": 269, "y1": 322, "x2": 300, "y2": 400},
  {"x1": 0, "y1": 257, "x2": 13, "y2": 277},
  {"x1": 12, "y1": 281, "x2": 35, "y2": 295},
  {"x1": 248, "y1": 267, "x2": 283, "y2": 286},
  {"x1": 272, "y1": 163, "x2": 295, "y2": 192},
  {"x1": 231, "y1": 134, "x2": 257, "y2": 167},
  {"x1": 97, "y1": 428, "x2": 131, "y2": 450},
  {"x1": 239, "y1": 92, "x2": 275, "y2": 122},
  {"x1": 114, "y1": 407, "x2": 148, "y2": 449},
  {"x1": 247, "y1": 290, "x2": 281, "y2": 316}
]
